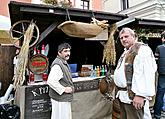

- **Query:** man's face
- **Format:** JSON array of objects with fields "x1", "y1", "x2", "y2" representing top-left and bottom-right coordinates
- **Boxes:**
[
  {"x1": 58, "y1": 48, "x2": 71, "y2": 61},
  {"x1": 162, "y1": 37, "x2": 165, "y2": 43},
  {"x1": 119, "y1": 30, "x2": 135, "y2": 49}
]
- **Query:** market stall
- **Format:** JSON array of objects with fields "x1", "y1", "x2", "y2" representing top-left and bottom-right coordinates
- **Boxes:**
[
  {"x1": 6, "y1": 1, "x2": 128, "y2": 119},
  {"x1": 6, "y1": 1, "x2": 165, "y2": 119}
]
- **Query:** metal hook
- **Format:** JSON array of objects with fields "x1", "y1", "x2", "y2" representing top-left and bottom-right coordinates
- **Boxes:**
[{"x1": 91, "y1": 11, "x2": 95, "y2": 18}]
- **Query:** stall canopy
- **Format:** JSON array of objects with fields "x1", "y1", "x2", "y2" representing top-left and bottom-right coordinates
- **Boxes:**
[
  {"x1": 119, "y1": 17, "x2": 165, "y2": 29},
  {"x1": 0, "y1": 15, "x2": 12, "y2": 44},
  {"x1": 8, "y1": 1, "x2": 165, "y2": 44},
  {"x1": 0, "y1": 15, "x2": 11, "y2": 30},
  {"x1": 8, "y1": 1, "x2": 127, "y2": 45}
]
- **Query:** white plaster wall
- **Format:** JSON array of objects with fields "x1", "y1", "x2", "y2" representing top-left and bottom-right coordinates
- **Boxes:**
[
  {"x1": 129, "y1": 0, "x2": 148, "y2": 7},
  {"x1": 119, "y1": 0, "x2": 165, "y2": 21},
  {"x1": 102, "y1": 0, "x2": 120, "y2": 13}
]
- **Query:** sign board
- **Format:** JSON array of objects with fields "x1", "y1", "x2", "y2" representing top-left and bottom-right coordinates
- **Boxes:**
[
  {"x1": 15, "y1": 84, "x2": 51, "y2": 119},
  {"x1": 28, "y1": 54, "x2": 49, "y2": 74}
]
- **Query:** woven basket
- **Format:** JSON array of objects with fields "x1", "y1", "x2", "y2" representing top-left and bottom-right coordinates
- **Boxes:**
[{"x1": 58, "y1": 21, "x2": 103, "y2": 38}]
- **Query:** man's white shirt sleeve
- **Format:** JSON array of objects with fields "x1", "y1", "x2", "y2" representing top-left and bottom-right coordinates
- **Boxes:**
[
  {"x1": 47, "y1": 65, "x2": 66, "y2": 95},
  {"x1": 132, "y1": 45, "x2": 157, "y2": 97}
]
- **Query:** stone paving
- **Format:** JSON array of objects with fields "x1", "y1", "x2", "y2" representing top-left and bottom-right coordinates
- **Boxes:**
[{"x1": 150, "y1": 107, "x2": 165, "y2": 119}]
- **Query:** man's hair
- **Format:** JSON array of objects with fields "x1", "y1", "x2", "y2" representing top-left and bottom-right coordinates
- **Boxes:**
[
  {"x1": 58, "y1": 43, "x2": 71, "y2": 52},
  {"x1": 161, "y1": 31, "x2": 165, "y2": 39},
  {"x1": 119, "y1": 27, "x2": 136, "y2": 38}
]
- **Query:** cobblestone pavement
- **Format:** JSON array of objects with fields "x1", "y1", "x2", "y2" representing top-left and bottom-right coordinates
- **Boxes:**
[{"x1": 150, "y1": 107, "x2": 165, "y2": 119}]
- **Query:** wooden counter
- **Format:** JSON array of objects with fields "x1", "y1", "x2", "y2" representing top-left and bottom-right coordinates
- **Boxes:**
[{"x1": 14, "y1": 76, "x2": 112, "y2": 119}]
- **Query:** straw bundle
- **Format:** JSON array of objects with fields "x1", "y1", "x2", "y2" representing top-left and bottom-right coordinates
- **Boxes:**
[
  {"x1": 102, "y1": 23, "x2": 117, "y2": 65},
  {"x1": 13, "y1": 22, "x2": 35, "y2": 89}
]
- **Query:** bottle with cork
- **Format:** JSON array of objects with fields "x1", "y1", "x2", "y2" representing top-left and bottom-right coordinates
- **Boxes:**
[
  {"x1": 96, "y1": 66, "x2": 100, "y2": 77},
  {"x1": 101, "y1": 65, "x2": 105, "y2": 76},
  {"x1": 41, "y1": 44, "x2": 45, "y2": 55},
  {"x1": 104, "y1": 65, "x2": 107, "y2": 75},
  {"x1": 33, "y1": 47, "x2": 37, "y2": 55}
]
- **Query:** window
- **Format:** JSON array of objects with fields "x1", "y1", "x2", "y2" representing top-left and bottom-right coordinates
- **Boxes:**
[
  {"x1": 121, "y1": 0, "x2": 129, "y2": 10},
  {"x1": 80, "y1": 0, "x2": 89, "y2": 10}
]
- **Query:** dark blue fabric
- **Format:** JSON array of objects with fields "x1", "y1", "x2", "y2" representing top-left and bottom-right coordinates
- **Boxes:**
[
  {"x1": 154, "y1": 75, "x2": 165, "y2": 118},
  {"x1": 157, "y1": 45, "x2": 165, "y2": 75}
]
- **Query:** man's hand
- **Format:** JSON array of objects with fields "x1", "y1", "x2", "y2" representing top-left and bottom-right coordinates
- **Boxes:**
[
  {"x1": 64, "y1": 87, "x2": 73, "y2": 93},
  {"x1": 132, "y1": 95, "x2": 145, "y2": 110}
]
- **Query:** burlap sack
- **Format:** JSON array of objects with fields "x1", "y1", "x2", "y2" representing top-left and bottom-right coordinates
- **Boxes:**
[{"x1": 58, "y1": 21, "x2": 103, "y2": 38}]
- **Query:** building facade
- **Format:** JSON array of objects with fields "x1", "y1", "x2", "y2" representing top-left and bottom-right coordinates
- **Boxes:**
[
  {"x1": 0, "y1": 0, "x2": 102, "y2": 30},
  {"x1": 103, "y1": 0, "x2": 165, "y2": 20},
  {"x1": 0, "y1": 0, "x2": 102, "y2": 17}
]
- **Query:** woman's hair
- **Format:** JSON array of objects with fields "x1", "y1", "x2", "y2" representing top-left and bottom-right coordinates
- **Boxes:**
[{"x1": 58, "y1": 43, "x2": 71, "y2": 53}]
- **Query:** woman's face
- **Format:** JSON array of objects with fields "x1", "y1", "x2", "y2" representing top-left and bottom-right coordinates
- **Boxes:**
[{"x1": 58, "y1": 48, "x2": 71, "y2": 61}]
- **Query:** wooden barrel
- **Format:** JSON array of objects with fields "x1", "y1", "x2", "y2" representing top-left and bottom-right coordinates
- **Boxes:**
[{"x1": 112, "y1": 99, "x2": 120, "y2": 119}]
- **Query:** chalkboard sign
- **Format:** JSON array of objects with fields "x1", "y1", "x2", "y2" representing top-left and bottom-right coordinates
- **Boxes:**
[
  {"x1": 24, "y1": 85, "x2": 51, "y2": 119},
  {"x1": 15, "y1": 84, "x2": 51, "y2": 119}
]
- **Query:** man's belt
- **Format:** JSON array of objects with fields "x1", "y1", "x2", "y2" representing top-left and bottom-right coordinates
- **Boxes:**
[
  {"x1": 116, "y1": 86, "x2": 135, "y2": 100},
  {"x1": 116, "y1": 86, "x2": 127, "y2": 91}
]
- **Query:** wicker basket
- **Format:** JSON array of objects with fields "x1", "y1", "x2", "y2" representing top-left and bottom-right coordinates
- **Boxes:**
[{"x1": 58, "y1": 21, "x2": 103, "y2": 38}]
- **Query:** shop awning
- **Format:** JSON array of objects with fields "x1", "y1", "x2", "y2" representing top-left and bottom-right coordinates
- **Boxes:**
[
  {"x1": 8, "y1": 1, "x2": 127, "y2": 44},
  {"x1": 0, "y1": 15, "x2": 12, "y2": 44}
]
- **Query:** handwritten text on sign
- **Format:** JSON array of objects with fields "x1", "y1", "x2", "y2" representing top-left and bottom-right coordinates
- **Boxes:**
[{"x1": 25, "y1": 85, "x2": 51, "y2": 118}]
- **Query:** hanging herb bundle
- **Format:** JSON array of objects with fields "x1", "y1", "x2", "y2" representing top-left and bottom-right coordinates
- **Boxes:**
[
  {"x1": 13, "y1": 21, "x2": 35, "y2": 89},
  {"x1": 102, "y1": 23, "x2": 117, "y2": 66}
]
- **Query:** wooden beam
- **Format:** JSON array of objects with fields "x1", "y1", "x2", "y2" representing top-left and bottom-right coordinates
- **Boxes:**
[{"x1": 37, "y1": 22, "x2": 58, "y2": 45}]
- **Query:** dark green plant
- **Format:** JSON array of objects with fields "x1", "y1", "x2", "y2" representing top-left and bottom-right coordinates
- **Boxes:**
[{"x1": 43, "y1": 0, "x2": 58, "y2": 5}]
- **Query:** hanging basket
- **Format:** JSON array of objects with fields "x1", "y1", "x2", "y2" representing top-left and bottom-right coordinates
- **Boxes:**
[{"x1": 57, "y1": 21, "x2": 103, "y2": 38}]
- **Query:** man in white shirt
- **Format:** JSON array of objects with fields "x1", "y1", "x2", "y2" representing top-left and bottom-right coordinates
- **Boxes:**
[
  {"x1": 47, "y1": 43, "x2": 74, "y2": 119},
  {"x1": 114, "y1": 28, "x2": 157, "y2": 119}
]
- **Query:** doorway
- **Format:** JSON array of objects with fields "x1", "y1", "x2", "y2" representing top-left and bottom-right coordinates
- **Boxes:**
[{"x1": 147, "y1": 38, "x2": 162, "y2": 53}]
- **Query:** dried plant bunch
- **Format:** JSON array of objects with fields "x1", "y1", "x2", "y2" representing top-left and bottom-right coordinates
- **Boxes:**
[
  {"x1": 13, "y1": 22, "x2": 35, "y2": 89},
  {"x1": 91, "y1": 18, "x2": 109, "y2": 29},
  {"x1": 102, "y1": 23, "x2": 117, "y2": 65}
]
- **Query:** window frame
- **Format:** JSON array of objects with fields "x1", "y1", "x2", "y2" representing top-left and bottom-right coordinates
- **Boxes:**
[{"x1": 80, "y1": 0, "x2": 90, "y2": 10}]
